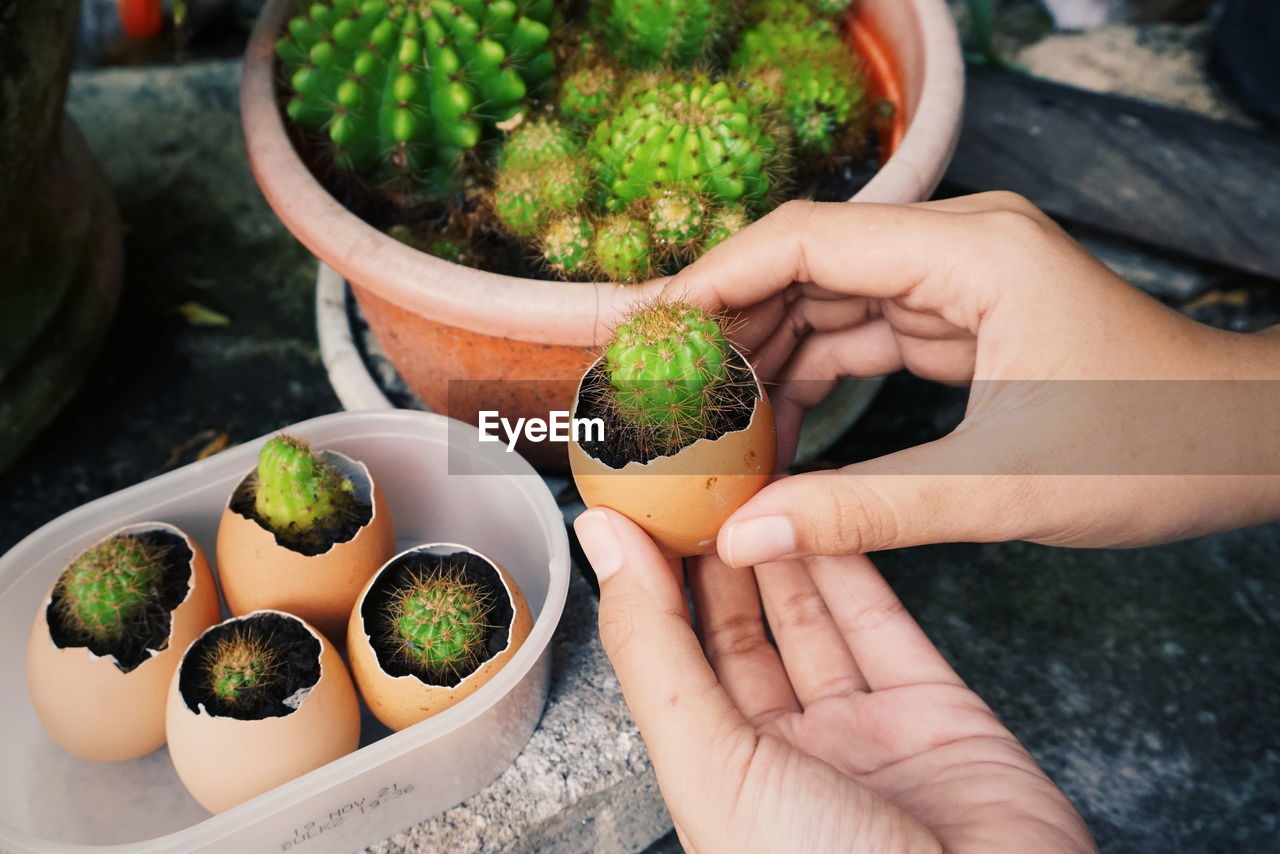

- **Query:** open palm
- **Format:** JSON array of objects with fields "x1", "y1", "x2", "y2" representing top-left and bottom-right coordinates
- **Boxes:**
[{"x1": 578, "y1": 507, "x2": 1097, "y2": 854}]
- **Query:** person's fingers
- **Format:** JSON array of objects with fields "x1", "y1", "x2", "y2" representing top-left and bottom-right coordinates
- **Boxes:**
[
  {"x1": 754, "y1": 560, "x2": 869, "y2": 701},
  {"x1": 716, "y1": 435, "x2": 1031, "y2": 566},
  {"x1": 575, "y1": 508, "x2": 754, "y2": 771},
  {"x1": 688, "y1": 553, "x2": 800, "y2": 727},
  {"x1": 660, "y1": 199, "x2": 1010, "y2": 320},
  {"x1": 806, "y1": 554, "x2": 964, "y2": 691}
]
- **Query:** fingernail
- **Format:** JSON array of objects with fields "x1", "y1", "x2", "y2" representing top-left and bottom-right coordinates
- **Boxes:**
[
  {"x1": 575, "y1": 509, "x2": 623, "y2": 584},
  {"x1": 722, "y1": 515, "x2": 795, "y2": 567}
]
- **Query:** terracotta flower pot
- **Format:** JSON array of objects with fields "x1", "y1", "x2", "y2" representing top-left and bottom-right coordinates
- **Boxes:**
[{"x1": 240, "y1": 0, "x2": 963, "y2": 467}]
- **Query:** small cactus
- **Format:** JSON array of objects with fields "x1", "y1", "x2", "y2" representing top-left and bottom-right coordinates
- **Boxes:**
[
  {"x1": 732, "y1": 15, "x2": 868, "y2": 157},
  {"x1": 701, "y1": 203, "x2": 750, "y2": 251},
  {"x1": 541, "y1": 214, "x2": 594, "y2": 276},
  {"x1": 648, "y1": 189, "x2": 707, "y2": 251},
  {"x1": 557, "y1": 63, "x2": 621, "y2": 125},
  {"x1": 604, "y1": 303, "x2": 739, "y2": 453},
  {"x1": 604, "y1": 0, "x2": 733, "y2": 70},
  {"x1": 590, "y1": 73, "x2": 785, "y2": 214},
  {"x1": 493, "y1": 118, "x2": 593, "y2": 238},
  {"x1": 253, "y1": 436, "x2": 355, "y2": 537},
  {"x1": 594, "y1": 214, "x2": 653, "y2": 282},
  {"x1": 276, "y1": 0, "x2": 557, "y2": 190},
  {"x1": 806, "y1": 0, "x2": 848, "y2": 16},
  {"x1": 205, "y1": 631, "x2": 280, "y2": 706},
  {"x1": 54, "y1": 535, "x2": 164, "y2": 642},
  {"x1": 388, "y1": 566, "x2": 493, "y2": 678}
]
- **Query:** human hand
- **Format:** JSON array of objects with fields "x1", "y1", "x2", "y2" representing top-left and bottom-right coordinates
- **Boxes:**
[
  {"x1": 662, "y1": 193, "x2": 1280, "y2": 560},
  {"x1": 575, "y1": 506, "x2": 1098, "y2": 854}
]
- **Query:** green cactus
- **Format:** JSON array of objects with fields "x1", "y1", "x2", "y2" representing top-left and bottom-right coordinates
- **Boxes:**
[
  {"x1": 206, "y1": 632, "x2": 279, "y2": 705},
  {"x1": 648, "y1": 189, "x2": 707, "y2": 251},
  {"x1": 493, "y1": 118, "x2": 593, "y2": 238},
  {"x1": 604, "y1": 303, "x2": 737, "y2": 452},
  {"x1": 253, "y1": 435, "x2": 355, "y2": 536},
  {"x1": 541, "y1": 214, "x2": 594, "y2": 275},
  {"x1": 589, "y1": 73, "x2": 785, "y2": 214},
  {"x1": 557, "y1": 63, "x2": 621, "y2": 126},
  {"x1": 390, "y1": 569, "x2": 493, "y2": 676},
  {"x1": 55, "y1": 535, "x2": 164, "y2": 642},
  {"x1": 805, "y1": 0, "x2": 848, "y2": 16},
  {"x1": 276, "y1": 0, "x2": 557, "y2": 189},
  {"x1": 701, "y1": 203, "x2": 749, "y2": 252},
  {"x1": 594, "y1": 214, "x2": 653, "y2": 282},
  {"x1": 732, "y1": 15, "x2": 868, "y2": 157},
  {"x1": 604, "y1": 0, "x2": 733, "y2": 70}
]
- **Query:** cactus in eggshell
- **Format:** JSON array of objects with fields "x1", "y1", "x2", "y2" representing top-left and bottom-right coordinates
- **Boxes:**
[
  {"x1": 276, "y1": 0, "x2": 556, "y2": 189},
  {"x1": 390, "y1": 569, "x2": 493, "y2": 677},
  {"x1": 605, "y1": 303, "x2": 742, "y2": 452},
  {"x1": 207, "y1": 632, "x2": 280, "y2": 704},
  {"x1": 253, "y1": 436, "x2": 355, "y2": 536},
  {"x1": 55, "y1": 535, "x2": 164, "y2": 641}
]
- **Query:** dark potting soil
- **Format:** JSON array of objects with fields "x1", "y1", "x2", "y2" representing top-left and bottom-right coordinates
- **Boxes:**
[
  {"x1": 360, "y1": 550, "x2": 516, "y2": 689},
  {"x1": 46, "y1": 530, "x2": 193, "y2": 674},
  {"x1": 575, "y1": 345, "x2": 760, "y2": 468},
  {"x1": 180, "y1": 612, "x2": 323, "y2": 720},
  {"x1": 228, "y1": 472, "x2": 373, "y2": 557}
]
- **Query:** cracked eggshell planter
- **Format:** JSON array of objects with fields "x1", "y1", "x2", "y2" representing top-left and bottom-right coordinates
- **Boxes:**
[
  {"x1": 0, "y1": 410, "x2": 569, "y2": 853},
  {"x1": 25, "y1": 522, "x2": 220, "y2": 763},
  {"x1": 216, "y1": 449, "x2": 397, "y2": 643}
]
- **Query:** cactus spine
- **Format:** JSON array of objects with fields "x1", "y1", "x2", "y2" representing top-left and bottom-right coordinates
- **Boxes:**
[
  {"x1": 605, "y1": 303, "x2": 741, "y2": 453},
  {"x1": 253, "y1": 436, "x2": 355, "y2": 536},
  {"x1": 55, "y1": 535, "x2": 164, "y2": 642},
  {"x1": 388, "y1": 567, "x2": 493, "y2": 677},
  {"x1": 277, "y1": 0, "x2": 556, "y2": 189}
]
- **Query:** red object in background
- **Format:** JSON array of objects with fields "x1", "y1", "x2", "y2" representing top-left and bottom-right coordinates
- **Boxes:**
[{"x1": 117, "y1": 0, "x2": 164, "y2": 40}]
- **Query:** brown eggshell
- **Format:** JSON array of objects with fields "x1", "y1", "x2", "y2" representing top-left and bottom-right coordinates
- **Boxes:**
[
  {"x1": 25, "y1": 522, "x2": 221, "y2": 762},
  {"x1": 165, "y1": 611, "x2": 361, "y2": 814},
  {"x1": 216, "y1": 449, "x2": 395, "y2": 643},
  {"x1": 568, "y1": 352, "x2": 776, "y2": 557},
  {"x1": 347, "y1": 544, "x2": 534, "y2": 732}
]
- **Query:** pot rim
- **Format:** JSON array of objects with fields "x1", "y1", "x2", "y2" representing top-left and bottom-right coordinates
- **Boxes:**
[{"x1": 241, "y1": 0, "x2": 963, "y2": 346}]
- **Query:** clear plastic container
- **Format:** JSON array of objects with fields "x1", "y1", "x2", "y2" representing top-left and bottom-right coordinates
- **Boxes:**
[{"x1": 0, "y1": 410, "x2": 570, "y2": 853}]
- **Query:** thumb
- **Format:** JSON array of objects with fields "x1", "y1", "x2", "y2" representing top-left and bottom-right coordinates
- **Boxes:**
[
  {"x1": 574, "y1": 508, "x2": 752, "y2": 780},
  {"x1": 717, "y1": 435, "x2": 1029, "y2": 566}
]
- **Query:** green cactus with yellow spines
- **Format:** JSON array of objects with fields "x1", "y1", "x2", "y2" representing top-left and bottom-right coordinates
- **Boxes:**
[
  {"x1": 604, "y1": 0, "x2": 736, "y2": 70},
  {"x1": 648, "y1": 189, "x2": 707, "y2": 252},
  {"x1": 388, "y1": 566, "x2": 494, "y2": 679},
  {"x1": 732, "y1": 12, "x2": 868, "y2": 157},
  {"x1": 55, "y1": 535, "x2": 165, "y2": 642},
  {"x1": 589, "y1": 72, "x2": 785, "y2": 214},
  {"x1": 593, "y1": 214, "x2": 653, "y2": 282},
  {"x1": 493, "y1": 118, "x2": 592, "y2": 238},
  {"x1": 206, "y1": 631, "x2": 280, "y2": 706},
  {"x1": 541, "y1": 214, "x2": 594, "y2": 275},
  {"x1": 253, "y1": 435, "x2": 356, "y2": 537},
  {"x1": 701, "y1": 203, "x2": 749, "y2": 252},
  {"x1": 276, "y1": 0, "x2": 557, "y2": 189},
  {"x1": 605, "y1": 303, "x2": 747, "y2": 453}
]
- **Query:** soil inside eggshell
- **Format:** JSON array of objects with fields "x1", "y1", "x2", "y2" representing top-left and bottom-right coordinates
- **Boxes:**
[
  {"x1": 227, "y1": 453, "x2": 374, "y2": 556},
  {"x1": 179, "y1": 613, "x2": 323, "y2": 720},
  {"x1": 362, "y1": 551, "x2": 515, "y2": 688},
  {"x1": 46, "y1": 530, "x2": 193, "y2": 674},
  {"x1": 576, "y1": 345, "x2": 760, "y2": 468}
]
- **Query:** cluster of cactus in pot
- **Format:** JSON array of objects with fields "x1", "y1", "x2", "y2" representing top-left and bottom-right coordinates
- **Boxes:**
[{"x1": 275, "y1": 0, "x2": 869, "y2": 280}]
